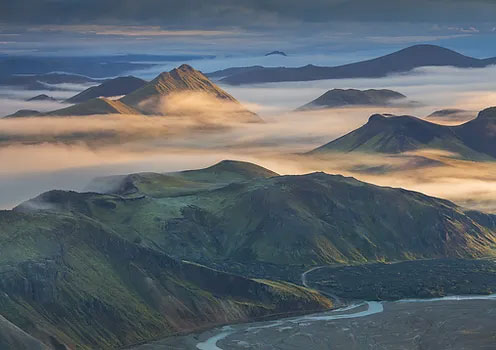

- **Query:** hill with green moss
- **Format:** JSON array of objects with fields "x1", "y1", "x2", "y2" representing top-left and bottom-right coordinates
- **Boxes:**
[
  {"x1": 0, "y1": 208, "x2": 331, "y2": 350},
  {"x1": 19, "y1": 161, "x2": 496, "y2": 267},
  {"x1": 5, "y1": 159, "x2": 496, "y2": 348},
  {"x1": 86, "y1": 160, "x2": 279, "y2": 197}
]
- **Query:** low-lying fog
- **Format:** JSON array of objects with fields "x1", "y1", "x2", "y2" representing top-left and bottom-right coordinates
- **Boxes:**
[{"x1": 0, "y1": 65, "x2": 495, "y2": 212}]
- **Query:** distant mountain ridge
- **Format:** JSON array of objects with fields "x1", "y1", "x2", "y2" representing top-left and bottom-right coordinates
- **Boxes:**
[
  {"x1": 309, "y1": 107, "x2": 496, "y2": 160},
  {"x1": 0, "y1": 72, "x2": 100, "y2": 91},
  {"x1": 4, "y1": 64, "x2": 260, "y2": 122},
  {"x1": 65, "y1": 76, "x2": 146, "y2": 103},
  {"x1": 426, "y1": 108, "x2": 477, "y2": 123},
  {"x1": 209, "y1": 45, "x2": 496, "y2": 85},
  {"x1": 26, "y1": 94, "x2": 58, "y2": 102},
  {"x1": 297, "y1": 89, "x2": 407, "y2": 110},
  {"x1": 266, "y1": 51, "x2": 287, "y2": 56}
]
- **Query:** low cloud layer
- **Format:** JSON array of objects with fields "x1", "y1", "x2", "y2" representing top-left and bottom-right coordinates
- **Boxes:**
[{"x1": 0, "y1": 65, "x2": 495, "y2": 212}]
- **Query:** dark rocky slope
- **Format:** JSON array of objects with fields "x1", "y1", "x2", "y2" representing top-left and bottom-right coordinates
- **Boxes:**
[{"x1": 310, "y1": 107, "x2": 496, "y2": 160}]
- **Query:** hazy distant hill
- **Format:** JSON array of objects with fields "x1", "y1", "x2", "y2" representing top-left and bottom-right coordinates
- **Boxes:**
[
  {"x1": 66, "y1": 76, "x2": 146, "y2": 103},
  {"x1": 26, "y1": 94, "x2": 58, "y2": 102},
  {"x1": 210, "y1": 45, "x2": 496, "y2": 85},
  {"x1": 297, "y1": 89, "x2": 407, "y2": 110},
  {"x1": 207, "y1": 65, "x2": 264, "y2": 78},
  {"x1": 426, "y1": 109, "x2": 477, "y2": 123},
  {"x1": 0, "y1": 73, "x2": 100, "y2": 90},
  {"x1": 309, "y1": 107, "x2": 496, "y2": 160},
  {"x1": 4, "y1": 109, "x2": 42, "y2": 118},
  {"x1": 265, "y1": 51, "x2": 287, "y2": 56},
  {"x1": 0, "y1": 54, "x2": 213, "y2": 79}
]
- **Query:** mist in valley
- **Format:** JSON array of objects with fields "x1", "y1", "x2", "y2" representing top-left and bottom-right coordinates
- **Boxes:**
[{"x1": 1, "y1": 64, "x2": 496, "y2": 212}]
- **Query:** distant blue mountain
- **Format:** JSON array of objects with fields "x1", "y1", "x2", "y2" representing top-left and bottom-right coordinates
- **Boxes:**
[{"x1": 209, "y1": 45, "x2": 496, "y2": 85}]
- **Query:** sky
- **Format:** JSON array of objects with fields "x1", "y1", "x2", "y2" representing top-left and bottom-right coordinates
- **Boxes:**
[{"x1": 1, "y1": 0, "x2": 496, "y2": 57}]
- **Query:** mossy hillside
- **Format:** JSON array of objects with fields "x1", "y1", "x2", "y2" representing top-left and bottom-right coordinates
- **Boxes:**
[
  {"x1": 19, "y1": 164, "x2": 496, "y2": 266},
  {"x1": 0, "y1": 210, "x2": 332, "y2": 349},
  {"x1": 86, "y1": 160, "x2": 279, "y2": 198}
]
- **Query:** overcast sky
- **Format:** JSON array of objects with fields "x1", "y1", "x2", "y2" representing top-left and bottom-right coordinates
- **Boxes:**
[{"x1": 0, "y1": 0, "x2": 495, "y2": 57}]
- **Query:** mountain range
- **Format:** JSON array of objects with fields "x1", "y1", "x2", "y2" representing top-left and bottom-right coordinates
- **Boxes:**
[
  {"x1": 208, "y1": 45, "x2": 496, "y2": 85},
  {"x1": 0, "y1": 73, "x2": 100, "y2": 91},
  {"x1": 296, "y1": 89, "x2": 407, "y2": 110},
  {"x1": 5, "y1": 65, "x2": 260, "y2": 122},
  {"x1": 0, "y1": 54, "x2": 213, "y2": 80},
  {"x1": 309, "y1": 107, "x2": 496, "y2": 160}
]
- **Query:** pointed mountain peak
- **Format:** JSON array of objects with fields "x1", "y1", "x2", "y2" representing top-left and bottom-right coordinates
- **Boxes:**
[
  {"x1": 158, "y1": 64, "x2": 198, "y2": 77},
  {"x1": 119, "y1": 64, "x2": 261, "y2": 122},
  {"x1": 177, "y1": 64, "x2": 195, "y2": 71}
]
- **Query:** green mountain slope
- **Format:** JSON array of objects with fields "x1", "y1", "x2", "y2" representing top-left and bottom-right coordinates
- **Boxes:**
[
  {"x1": 0, "y1": 209, "x2": 331, "y2": 350},
  {"x1": 0, "y1": 315, "x2": 48, "y2": 350},
  {"x1": 86, "y1": 160, "x2": 279, "y2": 197},
  {"x1": 19, "y1": 161, "x2": 496, "y2": 266},
  {"x1": 309, "y1": 108, "x2": 496, "y2": 160}
]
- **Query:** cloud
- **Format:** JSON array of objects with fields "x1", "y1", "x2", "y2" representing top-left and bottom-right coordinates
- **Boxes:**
[
  {"x1": 448, "y1": 26, "x2": 480, "y2": 33},
  {"x1": 0, "y1": 64, "x2": 496, "y2": 212},
  {"x1": 28, "y1": 25, "x2": 235, "y2": 37},
  {"x1": 2, "y1": 0, "x2": 496, "y2": 25},
  {"x1": 366, "y1": 34, "x2": 471, "y2": 44}
]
